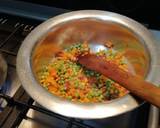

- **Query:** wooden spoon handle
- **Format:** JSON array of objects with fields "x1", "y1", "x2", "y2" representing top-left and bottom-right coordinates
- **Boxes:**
[{"x1": 78, "y1": 54, "x2": 160, "y2": 108}]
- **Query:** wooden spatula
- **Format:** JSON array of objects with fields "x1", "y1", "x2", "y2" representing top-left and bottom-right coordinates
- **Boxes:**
[{"x1": 78, "y1": 54, "x2": 160, "y2": 108}]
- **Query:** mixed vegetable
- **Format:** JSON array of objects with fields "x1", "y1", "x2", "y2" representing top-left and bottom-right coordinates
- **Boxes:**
[{"x1": 38, "y1": 42, "x2": 128, "y2": 103}]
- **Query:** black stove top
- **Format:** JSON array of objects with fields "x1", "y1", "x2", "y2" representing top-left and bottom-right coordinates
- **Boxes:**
[{"x1": 0, "y1": 2, "x2": 159, "y2": 128}]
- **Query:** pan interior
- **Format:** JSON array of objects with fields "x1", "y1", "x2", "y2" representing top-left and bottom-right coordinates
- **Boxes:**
[{"x1": 31, "y1": 18, "x2": 150, "y2": 102}]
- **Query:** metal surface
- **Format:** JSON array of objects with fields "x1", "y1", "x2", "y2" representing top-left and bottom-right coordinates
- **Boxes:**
[
  {"x1": 18, "y1": 102, "x2": 150, "y2": 128},
  {"x1": 17, "y1": 10, "x2": 159, "y2": 119},
  {"x1": 147, "y1": 30, "x2": 160, "y2": 128},
  {"x1": 148, "y1": 106, "x2": 159, "y2": 128},
  {"x1": 0, "y1": 53, "x2": 7, "y2": 88}
]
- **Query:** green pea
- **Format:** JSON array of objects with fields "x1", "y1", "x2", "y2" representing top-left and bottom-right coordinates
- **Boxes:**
[
  {"x1": 75, "y1": 92, "x2": 80, "y2": 98},
  {"x1": 79, "y1": 83, "x2": 85, "y2": 89},
  {"x1": 114, "y1": 89, "x2": 119, "y2": 94},
  {"x1": 120, "y1": 60, "x2": 125, "y2": 65},
  {"x1": 105, "y1": 80, "x2": 112, "y2": 88},
  {"x1": 105, "y1": 90, "x2": 110, "y2": 97},
  {"x1": 87, "y1": 94, "x2": 93, "y2": 99},
  {"x1": 98, "y1": 95, "x2": 104, "y2": 101},
  {"x1": 67, "y1": 96, "x2": 72, "y2": 100},
  {"x1": 95, "y1": 73, "x2": 101, "y2": 77}
]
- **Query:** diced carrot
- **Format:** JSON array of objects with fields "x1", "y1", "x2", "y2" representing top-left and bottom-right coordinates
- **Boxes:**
[
  {"x1": 67, "y1": 69, "x2": 72, "y2": 74},
  {"x1": 48, "y1": 85, "x2": 58, "y2": 92},
  {"x1": 39, "y1": 42, "x2": 129, "y2": 103},
  {"x1": 50, "y1": 68, "x2": 57, "y2": 77}
]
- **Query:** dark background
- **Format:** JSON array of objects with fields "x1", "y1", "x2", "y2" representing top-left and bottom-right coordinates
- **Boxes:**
[{"x1": 15, "y1": 0, "x2": 160, "y2": 29}]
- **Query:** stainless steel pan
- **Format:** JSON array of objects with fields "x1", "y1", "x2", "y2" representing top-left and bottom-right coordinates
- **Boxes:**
[{"x1": 17, "y1": 10, "x2": 159, "y2": 119}]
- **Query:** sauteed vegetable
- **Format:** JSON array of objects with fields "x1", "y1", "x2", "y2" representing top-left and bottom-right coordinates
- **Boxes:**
[{"x1": 38, "y1": 42, "x2": 128, "y2": 103}]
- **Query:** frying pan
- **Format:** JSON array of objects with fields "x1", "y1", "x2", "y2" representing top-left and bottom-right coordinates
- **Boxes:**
[{"x1": 17, "y1": 10, "x2": 159, "y2": 119}]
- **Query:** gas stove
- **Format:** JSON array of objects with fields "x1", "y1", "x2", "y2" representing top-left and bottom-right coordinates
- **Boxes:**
[{"x1": 0, "y1": 1, "x2": 159, "y2": 128}]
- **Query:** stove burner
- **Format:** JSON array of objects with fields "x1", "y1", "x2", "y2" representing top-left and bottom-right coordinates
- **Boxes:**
[
  {"x1": 0, "y1": 74, "x2": 11, "y2": 111},
  {"x1": 0, "y1": 53, "x2": 8, "y2": 111},
  {"x1": 0, "y1": 53, "x2": 7, "y2": 87}
]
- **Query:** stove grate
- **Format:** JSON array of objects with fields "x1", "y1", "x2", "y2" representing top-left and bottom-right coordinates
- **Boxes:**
[
  {"x1": 0, "y1": 14, "x2": 95, "y2": 128},
  {"x1": 0, "y1": 87, "x2": 94, "y2": 128}
]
